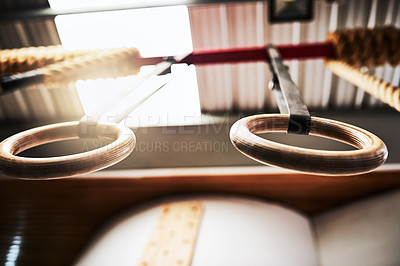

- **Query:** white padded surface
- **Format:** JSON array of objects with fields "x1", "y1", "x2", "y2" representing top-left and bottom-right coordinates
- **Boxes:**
[
  {"x1": 314, "y1": 189, "x2": 400, "y2": 266},
  {"x1": 75, "y1": 196, "x2": 318, "y2": 266}
]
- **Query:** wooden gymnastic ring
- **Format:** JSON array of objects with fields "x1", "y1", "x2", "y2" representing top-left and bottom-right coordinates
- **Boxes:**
[
  {"x1": 230, "y1": 114, "x2": 388, "y2": 176},
  {"x1": 0, "y1": 121, "x2": 135, "y2": 180}
]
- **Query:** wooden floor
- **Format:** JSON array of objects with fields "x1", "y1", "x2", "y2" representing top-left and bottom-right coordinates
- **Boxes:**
[{"x1": 0, "y1": 168, "x2": 400, "y2": 265}]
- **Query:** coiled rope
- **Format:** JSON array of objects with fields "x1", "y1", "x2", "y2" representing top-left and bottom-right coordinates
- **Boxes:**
[
  {"x1": 0, "y1": 46, "x2": 141, "y2": 93},
  {"x1": 325, "y1": 60, "x2": 400, "y2": 111},
  {"x1": 325, "y1": 26, "x2": 400, "y2": 112},
  {"x1": 326, "y1": 26, "x2": 400, "y2": 67},
  {"x1": 40, "y1": 47, "x2": 140, "y2": 84},
  {"x1": 0, "y1": 45, "x2": 106, "y2": 76}
]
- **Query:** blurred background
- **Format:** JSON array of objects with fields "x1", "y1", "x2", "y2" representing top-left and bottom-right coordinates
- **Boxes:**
[
  {"x1": 0, "y1": 1, "x2": 400, "y2": 266},
  {"x1": 0, "y1": 0, "x2": 399, "y2": 168}
]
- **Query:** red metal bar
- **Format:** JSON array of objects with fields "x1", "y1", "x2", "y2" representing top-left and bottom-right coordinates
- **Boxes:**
[
  {"x1": 137, "y1": 42, "x2": 335, "y2": 66},
  {"x1": 275, "y1": 42, "x2": 335, "y2": 61},
  {"x1": 135, "y1": 56, "x2": 164, "y2": 66},
  {"x1": 181, "y1": 46, "x2": 268, "y2": 65}
]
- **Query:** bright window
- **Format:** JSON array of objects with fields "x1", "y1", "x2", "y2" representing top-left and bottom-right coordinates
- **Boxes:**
[{"x1": 51, "y1": 4, "x2": 200, "y2": 126}]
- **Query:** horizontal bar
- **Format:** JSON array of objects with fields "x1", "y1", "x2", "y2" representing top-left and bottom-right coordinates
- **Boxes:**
[
  {"x1": 0, "y1": 42, "x2": 335, "y2": 95},
  {"x1": 277, "y1": 42, "x2": 335, "y2": 61},
  {"x1": 138, "y1": 42, "x2": 336, "y2": 66}
]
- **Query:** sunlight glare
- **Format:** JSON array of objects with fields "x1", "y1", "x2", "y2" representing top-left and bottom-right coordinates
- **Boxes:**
[
  {"x1": 55, "y1": 5, "x2": 200, "y2": 126},
  {"x1": 54, "y1": 5, "x2": 193, "y2": 57}
]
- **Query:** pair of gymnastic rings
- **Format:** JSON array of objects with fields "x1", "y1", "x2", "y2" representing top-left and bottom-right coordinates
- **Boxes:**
[
  {"x1": 0, "y1": 113, "x2": 388, "y2": 179},
  {"x1": 1, "y1": 27, "x2": 397, "y2": 179}
]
